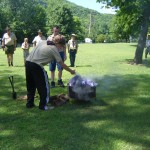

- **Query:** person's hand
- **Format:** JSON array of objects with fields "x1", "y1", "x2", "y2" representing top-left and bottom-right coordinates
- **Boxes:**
[
  {"x1": 70, "y1": 69, "x2": 76, "y2": 75},
  {"x1": 64, "y1": 55, "x2": 67, "y2": 61},
  {"x1": 2, "y1": 45, "x2": 5, "y2": 51}
]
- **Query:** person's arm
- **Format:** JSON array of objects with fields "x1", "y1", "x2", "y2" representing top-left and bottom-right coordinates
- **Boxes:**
[
  {"x1": 32, "y1": 37, "x2": 36, "y2": 47},
  {"x1": 64, "y1": 44, "x2": 67, "y2": 61},
  {"x1": 2, "y1": 40, "x2": 5, "y2": 50},
  {"x1": 28, "y1": 43, "x2": 30, "y2": 50},
  {"x1": 21, "y1": 43, "x2": 24, "y2": 50},
  {"x1": 76, "y1": 41, "x2": 78, "y2": 54},
  {"x1": 59, "y1": 61, "x2": 75, "y2": 74},
  {"x1": 67, "y1": 41, "x2": 70, "y2": 53},
  {"x1": 33, "y1": 42, "x2": 36, "y2": 47},
  {"x1": 14, "y1": 40, "x2": 17, "y2": 50},
  {"x1": 13, "y1": 33, "x2": 17, "y2": 50},
  {"x1": 2, "y1": 35, "x2": 5, "y2": 50}
]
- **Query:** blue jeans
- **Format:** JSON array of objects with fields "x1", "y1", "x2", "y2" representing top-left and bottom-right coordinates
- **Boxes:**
[{"x1": 49, "y1": 51, "x2": 64, "y2": 71}]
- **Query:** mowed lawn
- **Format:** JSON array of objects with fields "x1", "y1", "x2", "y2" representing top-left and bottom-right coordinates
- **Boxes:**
[{"x1": 0, "y1": 43, "x2": 150, "y2": 150}]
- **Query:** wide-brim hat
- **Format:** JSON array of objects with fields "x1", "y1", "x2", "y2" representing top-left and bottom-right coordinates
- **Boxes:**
[
  {"x1": 5, "y1": 27, "x2": 11, "y2": 31},
  {"x1": 37, "y1": 29, "x2": 42, "y2": 33},
  {"x1": 71, "y1": 33, "x2": 76, "y2": 37}
]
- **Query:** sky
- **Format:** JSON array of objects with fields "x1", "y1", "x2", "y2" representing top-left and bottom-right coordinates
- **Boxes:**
[{"x1": 67, "y1": 0, "x2": 117, "y2": 14}]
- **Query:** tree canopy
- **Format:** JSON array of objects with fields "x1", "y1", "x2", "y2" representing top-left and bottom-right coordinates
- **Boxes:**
[
  {"x1": 0, "y1": 0, "x2": 114, "y2": 43},
  {"x1": 97, "y1": 0, "x2": 150, "y2": 64}
]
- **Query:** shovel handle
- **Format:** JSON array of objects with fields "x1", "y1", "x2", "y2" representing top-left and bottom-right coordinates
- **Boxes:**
[{"x1": 9, "y1": 76, "x2": 15, "y2": 93}]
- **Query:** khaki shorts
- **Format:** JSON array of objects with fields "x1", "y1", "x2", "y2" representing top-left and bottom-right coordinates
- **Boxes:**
[{"x1": 5, "y1": 45, "x2": 15, "y2": 54}]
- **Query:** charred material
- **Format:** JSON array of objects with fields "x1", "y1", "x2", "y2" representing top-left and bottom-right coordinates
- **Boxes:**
[{"x1": 68, "y1": 75, "x2": 97, "y2": 101}]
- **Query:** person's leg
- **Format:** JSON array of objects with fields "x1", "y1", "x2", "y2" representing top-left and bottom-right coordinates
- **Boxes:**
[
  {"x1": 7, "y1": 54, "x2": 10, "y2": 66},
  {"x1": 72, "y1": 50, "x2": 76, "y2": 67},
  {"x1": 36, "y1": 69, "x2": 50, "y2": 110},
  {"x1": 57, "y1": 51, "x2": 65, "y2": 87},
  {"x1": 148, "y1": 47, "x2": 150, "y2": 56},
  {"x1": 9, "y1": 46, "x2": 14, "y2": 66},
  {"x1": 69, "y1": 50, "x2": 74, "y2": 67},
  {"x1": 5, "y1": 46, "x2": 10, "y2": 66},
  {"x1": 25, "y1": 61, "x2": 36, "y2": 108},
  {"x1": 24, "y1": 50, "x2": 29, "y2": 65},
  {"x1": 49, "y1": 60, "x2": 56, "y2": 88},
  {"x1": 10, "y1": 54, "x2": 13, "y2": 66},
  {"x1": 58, "y1": 70, "x2": 62, "y2": 81},
  {"x1": 145, "y1": 48, "x2": 148, "y2": 58}
]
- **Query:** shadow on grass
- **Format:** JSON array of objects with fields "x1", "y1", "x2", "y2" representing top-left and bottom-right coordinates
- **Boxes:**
[
  {"x1": 115, "y1": 58, "x2": 150, "y2": 68},
  {"x1": 0, "y1": 74, "x2": 150, "y2": 149},
  {"x1": 130, "y1": 44, "x2": 137, "y2": 47},
  {"x1": 75, "y1": 65, "x2": 92, "y2": 67}
]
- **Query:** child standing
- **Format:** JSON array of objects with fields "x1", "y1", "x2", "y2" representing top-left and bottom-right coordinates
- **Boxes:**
[{"x1": 21, "y1": 38, "x2": 30, "y2": 65}]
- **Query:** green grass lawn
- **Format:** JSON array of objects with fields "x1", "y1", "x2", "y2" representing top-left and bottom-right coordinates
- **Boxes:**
[{"x1": 0, "y1": 43, "x2": 150, "y2": 150}]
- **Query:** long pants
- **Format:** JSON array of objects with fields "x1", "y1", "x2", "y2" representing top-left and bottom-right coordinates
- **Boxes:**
[
  {"x1": 69, "y1": 49, "x2": 76, "y2": 67},
  {"x1": 145, "y1": 46, "x2": 150, "y2": 58},
  {"x1": 25, "y1": 61, "x2": 50, "y2": 109}
]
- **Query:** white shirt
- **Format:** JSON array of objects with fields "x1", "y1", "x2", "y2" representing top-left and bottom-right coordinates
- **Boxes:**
[
  {"x1": 2, "y1": 32, "x2": 17, "y2": 46},
  {"x1": 32, "y1": 35, "x2": 46, "y2": 46},
  {"x1": 21, "y1": 42, "x2": 30, "y2": 50},
  {"x1": 68, "y1": 39, "x2": 78, "y2": 50}
]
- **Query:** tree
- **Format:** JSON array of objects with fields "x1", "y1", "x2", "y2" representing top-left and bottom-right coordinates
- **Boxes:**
[
  {"x1": 46, "y1": 5, "x2": 76, "y2": 40},
  {"x1": 0, "y1": 0, "x2": 47, "y2": 43},
  {"x1": 97, "y1": 0, "x2": 150, "y2": 64},
  {"x1": 73, "y1": 16, "x2": 84, "y2": 41}
]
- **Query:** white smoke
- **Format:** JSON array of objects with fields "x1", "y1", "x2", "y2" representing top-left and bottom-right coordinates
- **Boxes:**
[{"x1": 68, "y1": 75, "x2": 98, "y2": 101}]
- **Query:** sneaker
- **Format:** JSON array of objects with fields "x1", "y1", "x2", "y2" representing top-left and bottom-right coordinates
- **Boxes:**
[
  {"x1": 43, "y1": 105, "x2": 54, "y2": 110},
  {"x1": 51, "y1": 81, "x2": 55, "y2": 88},
  {"x1": 26, "y1": 103, "x2": 35, "y2": 108},
  {"x1": 58, "y1": 79, "x2": 65, "y2": 87}
]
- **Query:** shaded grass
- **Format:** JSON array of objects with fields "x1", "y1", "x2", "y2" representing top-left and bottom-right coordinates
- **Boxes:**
[{"x1": 0, "y1": 43, "x2": 150, "y2": 150}]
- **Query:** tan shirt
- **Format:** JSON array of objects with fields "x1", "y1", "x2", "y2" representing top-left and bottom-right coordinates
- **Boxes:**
[
  {"x1": 2, "y1": 32, "x2": 17, "y2": 46},
  {"x1": 32, "y1": 35, "x2": 46, "y2": 46},
  {"x1": 68, "y1": 39, "x2": 78, "y2": 50},
  {"x1": 26, "y1": 40, "x2": 62, "y2": 67}
]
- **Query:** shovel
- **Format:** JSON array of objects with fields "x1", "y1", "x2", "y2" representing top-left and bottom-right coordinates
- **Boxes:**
[{"x1": 9, "y1": 76, "x2": 17, "y2": 99}]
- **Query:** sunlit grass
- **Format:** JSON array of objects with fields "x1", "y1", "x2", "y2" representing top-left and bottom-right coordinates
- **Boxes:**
[{"x1": 0, "y1": 43, "x2": 150, "y2": 150}]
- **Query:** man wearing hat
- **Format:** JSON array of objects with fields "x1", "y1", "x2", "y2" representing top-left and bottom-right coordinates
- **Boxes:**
[
  {"x1": 25, "y1": 34, "x2": 75, "y2": 110},
  {"x1": 2, "y1": 27, "x2": 17, "y2": 66},
  {"x1": 32, "y1": 29, "x2": 46, "y2": 47},
  {"x1": 67, "y1": 34, "x2": 78, "y2": 67}
]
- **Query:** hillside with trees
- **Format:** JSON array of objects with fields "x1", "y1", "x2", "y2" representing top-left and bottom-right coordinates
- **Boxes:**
[{"x1": 0, "y1": 0, "x2": 114, "y2": 43}]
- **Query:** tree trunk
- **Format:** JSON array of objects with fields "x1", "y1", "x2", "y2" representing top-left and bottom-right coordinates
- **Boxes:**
[{"x1": 134, "y1": 12, "x2": 150, "y2": 64}]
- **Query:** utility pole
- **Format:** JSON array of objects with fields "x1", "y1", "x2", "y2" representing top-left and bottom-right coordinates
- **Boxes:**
[{"x1": 88, "y1": 12, "x2": 92, "y2": 36}]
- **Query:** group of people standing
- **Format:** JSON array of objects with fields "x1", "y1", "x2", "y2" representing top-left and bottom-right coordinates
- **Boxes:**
[{"x1": 1, "y1": 26, "x2": 78, "y2": 110}]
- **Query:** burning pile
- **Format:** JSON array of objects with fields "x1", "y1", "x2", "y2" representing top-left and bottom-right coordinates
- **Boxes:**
[{"x1": 68, "y1": 75, "x2": 97, "y2": 101}]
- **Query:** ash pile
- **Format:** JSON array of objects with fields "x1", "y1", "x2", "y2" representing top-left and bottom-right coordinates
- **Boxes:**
[{"x1": 68, "y1": 75, "x2": 97, "y2": 101}]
